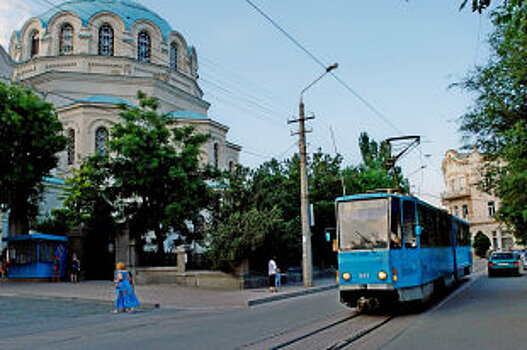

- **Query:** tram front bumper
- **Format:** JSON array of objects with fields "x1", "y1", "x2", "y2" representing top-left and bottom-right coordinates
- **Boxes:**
[{"x1": 339, "y1": 283, "x2": 395, "y2": 291}]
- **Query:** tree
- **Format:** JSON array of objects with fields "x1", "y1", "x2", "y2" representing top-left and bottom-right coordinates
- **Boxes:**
[
  {"x1": 61, "y1": 92, "x2": 212, "y2": 257},
  {"x1": 0, "y1": 82, "x2": 66, "y2": 236},
  {"x1": 457, "y1": 1, "x2": 527, "y2": 242},
  {"x1": 207, "y1": 207, "x2": 283, "y2": 272},
  {"x1": 473, "y1": 231, "x2": 491, "y2": 257}
]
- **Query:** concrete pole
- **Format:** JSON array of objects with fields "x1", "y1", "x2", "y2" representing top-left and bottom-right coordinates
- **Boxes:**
[{"x1": 299, "y1": 101, "x2": 313, "y2": 288}]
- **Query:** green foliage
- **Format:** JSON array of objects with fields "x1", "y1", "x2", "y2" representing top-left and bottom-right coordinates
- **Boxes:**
[
  {"x1": 207, "y1": 207, "x2": 282, "y2": 272},
  {"x1": 0, "y1": 82, "x2": 67, "y2": 235},
  {"x1": 457, "y1": 2, "x2": 527, "y2": 242},
  {"x1": 208, "y1": 133, "x2": 407, "y2": 273},
  {"x1": 61, "y1": 91, "x2": 212, "y2": 255},
  {"x1": 473, "y1": 231, "x2": 491, "y2": 257}
]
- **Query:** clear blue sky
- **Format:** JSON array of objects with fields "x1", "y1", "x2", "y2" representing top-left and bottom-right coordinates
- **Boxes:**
[{"x1": 0, "y1": 0, "x2": 496, "y2": 206}]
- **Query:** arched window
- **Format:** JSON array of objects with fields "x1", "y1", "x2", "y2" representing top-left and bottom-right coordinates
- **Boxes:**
[
  {"x1": 30, "y1": 31, "x2": 39, "y2": 58},
  {"x1": 170, "y1": 42, "x2": 178, "y2": 70},
  {"x1": 59, "y1": 23, "x2": 74, "y2": 55},
  {"x1": 228, "y1": 161, "x2": 234, "y2": 172},
  {"x1": 95, "y1": 127, "x2": 109, "y2": 156},
  {"x1": 67, "y1": 128, "x2": 75, "y2": 165},
  {"x1": 137, "y1": 31, "x2": 151, "y2": 62},
  {"x1": 98, "y1": 24, "x2": 114, "y2": 56},
  {"x1": 213, "y1": 143, "x2": 219, "y2": 168}
]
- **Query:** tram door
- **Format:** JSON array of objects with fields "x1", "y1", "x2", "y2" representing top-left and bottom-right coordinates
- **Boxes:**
[{"x1": 401, "y1": 200, "x2": 421, "y2": 286}]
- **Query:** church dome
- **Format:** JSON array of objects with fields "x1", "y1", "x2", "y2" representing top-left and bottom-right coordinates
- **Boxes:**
[{"x1": 39, "y1": 0, "x2": 173, "y2": 39}]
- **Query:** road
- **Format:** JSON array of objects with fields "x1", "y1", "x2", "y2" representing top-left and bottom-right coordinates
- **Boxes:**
[{"x1": 1, "y1": 268, "x2": 526, "y2": 349}]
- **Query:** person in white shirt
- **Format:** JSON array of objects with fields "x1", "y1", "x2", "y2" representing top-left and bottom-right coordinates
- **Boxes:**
[{"x1": 268, "y1": 257, "x2": 277, "y2": 292}]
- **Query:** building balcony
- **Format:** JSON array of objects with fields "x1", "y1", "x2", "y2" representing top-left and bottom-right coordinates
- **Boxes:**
[{"x1": 441, "y1": 188, "x2": 471, "y2": 202}]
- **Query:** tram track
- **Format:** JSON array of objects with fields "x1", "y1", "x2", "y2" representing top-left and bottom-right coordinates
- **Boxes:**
[{"x1": 242, "y1": 311, "x2": 396, "y2": 350}]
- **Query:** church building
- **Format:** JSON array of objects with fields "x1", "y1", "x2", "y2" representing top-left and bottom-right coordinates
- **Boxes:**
[{"x1": 1, "y1": 0, "x2": 241, "y2": 277}]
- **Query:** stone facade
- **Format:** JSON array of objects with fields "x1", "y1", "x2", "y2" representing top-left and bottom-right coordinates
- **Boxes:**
[
  {"x1": 441, "y1": 150, "x2": 517, "y2": 251},
  {"x1": 7, "y1": 0, "x2": 240, "y2": 175}
]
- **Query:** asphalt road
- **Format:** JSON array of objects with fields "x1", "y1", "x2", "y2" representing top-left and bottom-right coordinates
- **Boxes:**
[{"x1": 1, "y1": 268, "x2": 527, "y2": 350}]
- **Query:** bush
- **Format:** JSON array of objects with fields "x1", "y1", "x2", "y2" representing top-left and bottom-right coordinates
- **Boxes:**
[{"x1": 473, "y1": 232, "x2": 491, "y2": 258}]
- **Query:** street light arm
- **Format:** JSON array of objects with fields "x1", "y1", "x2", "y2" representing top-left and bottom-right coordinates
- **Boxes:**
[{"x1": 300, "y1": 63, "x2": 338, "y2": 104}]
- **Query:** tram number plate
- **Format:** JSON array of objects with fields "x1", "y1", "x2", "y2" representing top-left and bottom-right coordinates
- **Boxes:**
[{"x1": 359, "y1": 272, "x2": 370, "y2": 279}]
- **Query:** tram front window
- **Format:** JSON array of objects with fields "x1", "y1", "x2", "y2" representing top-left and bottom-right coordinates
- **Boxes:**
[{"x1": 338, "y1": 199, "x2": 388, "y2": 250}]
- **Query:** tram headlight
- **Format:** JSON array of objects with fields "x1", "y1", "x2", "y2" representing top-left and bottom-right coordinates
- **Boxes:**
[
  {"x1": 378, "y1": 270, "x2": 387, "y2": 281},
  {"x1": 342, "y1": 272, "x2": 351, "y2": 281}
]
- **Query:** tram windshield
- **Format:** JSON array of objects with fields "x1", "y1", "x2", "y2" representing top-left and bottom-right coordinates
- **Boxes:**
[{"x1": 338, "y1": 199, "x2": 388, "y2": 250}]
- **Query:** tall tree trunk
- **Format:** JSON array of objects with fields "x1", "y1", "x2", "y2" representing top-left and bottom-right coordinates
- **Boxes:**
[
  {"x1": 8, "y1": 204, "x2": 29, "y2": 236},
  {"x1": 154, "y1": 226, "x2": 166, "y2": 263}
]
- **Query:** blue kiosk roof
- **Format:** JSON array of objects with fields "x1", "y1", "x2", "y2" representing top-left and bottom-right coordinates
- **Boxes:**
[{"x1": 3, "y1": 233, "x2": 68, "y2": 242}]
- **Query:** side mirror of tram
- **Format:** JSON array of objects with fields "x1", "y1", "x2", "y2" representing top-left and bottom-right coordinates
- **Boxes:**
[{"x1": 415, "y1": 225, "x2": 422, "y2": 236}]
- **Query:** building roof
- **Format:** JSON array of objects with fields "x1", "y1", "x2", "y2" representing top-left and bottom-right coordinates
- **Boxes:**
[
  {"x1": 67, "y1": 94, "x2": 136, "y2": 108},
  {"x1": 166, "y1": 110, "x2": 209, "y2": 120},
  {"x1": 38, "y1": 0, "x2": 173, "y2": 39},
  {"x1": 3, "y1": 233, "x2": 68, "y2": 242}
]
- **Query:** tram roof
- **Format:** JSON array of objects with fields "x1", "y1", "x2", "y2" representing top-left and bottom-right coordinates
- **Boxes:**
[
  {"x1": 335, "y1": 192, "x2": 414, "y2": 202},
  {"x1": 335, "y1": 192, "x2": 470, "y2": 226}
]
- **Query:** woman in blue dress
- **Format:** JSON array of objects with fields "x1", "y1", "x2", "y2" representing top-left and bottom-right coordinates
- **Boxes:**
[{"x1": 113, "y1": 262, "x2": 140, "y2": 313}]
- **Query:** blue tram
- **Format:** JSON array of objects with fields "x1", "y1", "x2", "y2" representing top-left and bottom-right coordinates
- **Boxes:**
[{"x1": 336, "y1": 192, "x2": 471, "y2": 311}]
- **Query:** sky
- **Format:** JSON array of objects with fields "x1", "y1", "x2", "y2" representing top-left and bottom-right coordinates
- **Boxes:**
[{"x1": 0, "y1": 0, "x2": 496, "y2": 206}]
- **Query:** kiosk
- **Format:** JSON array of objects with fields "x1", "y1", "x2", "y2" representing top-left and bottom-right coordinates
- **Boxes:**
[{"x1": 3, "y1": 233, "x2": 68, "y2": 281}]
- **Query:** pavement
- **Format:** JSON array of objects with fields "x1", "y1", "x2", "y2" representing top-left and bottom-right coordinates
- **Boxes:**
[
  {"x1": 0, "y1": 259, "x2": 487, "y2": 311},
  {"x1": 0, "y1": 276, "x2": 337, "y2": 310}
]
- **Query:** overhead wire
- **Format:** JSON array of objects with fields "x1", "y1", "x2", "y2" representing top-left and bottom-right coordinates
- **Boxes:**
[{"x1": 244, "y1": 0, "x2": 403, "y2": 135}]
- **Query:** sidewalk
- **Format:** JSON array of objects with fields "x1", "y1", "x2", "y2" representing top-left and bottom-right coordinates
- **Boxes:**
[
  {"x1": 0, "y1": 277, "x2": 337, "y2": 310},
  {"x1": 0, "y1": 260, "x2": 487, "y2": 310}
]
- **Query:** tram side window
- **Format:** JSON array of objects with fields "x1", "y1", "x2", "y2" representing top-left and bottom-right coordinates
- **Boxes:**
[
  {"x1": 417, "y1": 204, "x2": 430, "y2": 247},
  {"x1": 391, "y1": 198, "x2": 402, "y2": 248},
  {"x1": 403, "y1": 201, "x2": 417, "y2": 248},
  {"x1": 453, "y1": 221, "x2": 460, "y2": 246},
  {"x1": 460, "y1": 224, "x2": 470, "y2": 246},
  {"x1": 439, "y1": 213, "x2": 451, "y2": 246}
]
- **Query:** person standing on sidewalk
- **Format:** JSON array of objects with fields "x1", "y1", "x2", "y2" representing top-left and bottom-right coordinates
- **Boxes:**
[
  {"x1": 113, "y1": 262, "x2": 140, "y2": 313},
  {"x1": 70, "y1": 254, "x2": 81, "y2": 283},
  {"x1": 268, "y1": 257, "x2": 278, "y2": 292}
]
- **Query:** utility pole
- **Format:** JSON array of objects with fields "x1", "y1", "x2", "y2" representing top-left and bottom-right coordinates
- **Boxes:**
[{"x1": 289, "y1": 63, "x2": 338, "y2": 288}]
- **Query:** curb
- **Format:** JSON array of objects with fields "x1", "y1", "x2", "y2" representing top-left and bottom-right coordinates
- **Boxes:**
[{"x1": 246, "y1": 283, "x2": 338, "y2": 307}]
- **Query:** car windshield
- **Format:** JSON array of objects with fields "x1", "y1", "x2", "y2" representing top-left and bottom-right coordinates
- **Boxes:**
[
  {"x1": 338, "y1": 198, "x2": 388, "y2": 250},
  {"x1": 491, "y1": 253, "x2": 514, "y2": 260}
]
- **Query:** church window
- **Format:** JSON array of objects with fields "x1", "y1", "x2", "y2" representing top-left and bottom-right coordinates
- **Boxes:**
[
  {"x1": 95, "y1": 127, "x2": 109, "y2": 156},
  {"x1": 170, "y1": 42, "x2": 178, "y2": 70},
  {"x1": 229, "y1": 160, "x2": 234, "y2": 172},
  {"x1": 98, "y1": 24, "x2": 114, "y2": 56},
  {"x1": 59, "y1": 23, "x2": 74, "y2": 55},
  {"x1": 67, "y1": 128, "x2": 75, "y2": 165},
  {"x1": 213, "y1": 143, "x2": 219, "y2": 168},
  {"x1": 30, "y1": 31, "x2": 39, "y2": 58},
  {"x1": 137, "y1": 31, "x2": 151, "y2": 62}
]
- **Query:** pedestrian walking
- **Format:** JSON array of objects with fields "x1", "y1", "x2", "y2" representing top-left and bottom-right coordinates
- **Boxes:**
[
  {"x1": 275, "y1": 268, "x2": 282, "y2": 292},
  {"x1": 70, "y1": 254, "x2": 81, "y2": 283},
  {"x1": 268, "y1": 257, "x2": 278, "y2": 292},
  {"x1": 113, "y1": 262, "x2": 140, "y2": 313}
]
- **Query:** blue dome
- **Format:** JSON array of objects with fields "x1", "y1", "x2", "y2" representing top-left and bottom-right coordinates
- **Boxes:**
[{"x1": 39, "y1": 0, "x2": 173, "y2": 40}]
